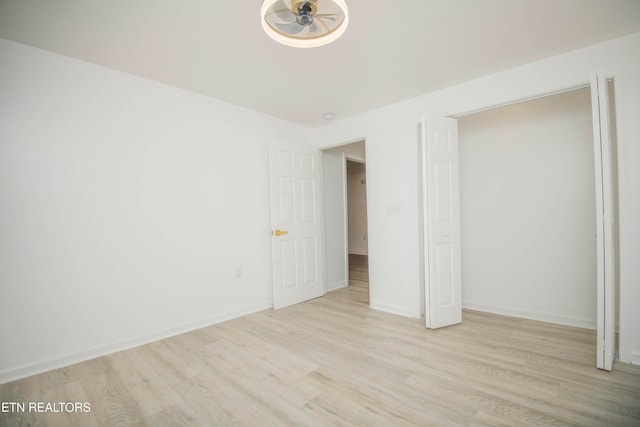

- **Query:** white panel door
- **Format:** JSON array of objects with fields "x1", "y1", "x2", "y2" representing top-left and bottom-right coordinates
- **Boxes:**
[
  {"x1": 269, "y1": 142, "x2": 324, "y2": 309},
  {"x1": 421, "y1": 117, "x2": 462, "y2": 328},
  {"x1": 591, "y1": 72, "x2": 616, "y2": 371}
]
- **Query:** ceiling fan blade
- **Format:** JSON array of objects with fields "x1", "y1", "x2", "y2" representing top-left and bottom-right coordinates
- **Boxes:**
[
  {"x1": 315, "y1": 16, "x2": 335, "y2": 33},
  {"x1": 272, "y1": 0, "x2": 296, "y2": 22},
  {"x1": 275, "y1": 22, "x2": 305, "y2": 35},
  {"x1": 315, "y1": 15, "x2": 336, "y2": 24}
]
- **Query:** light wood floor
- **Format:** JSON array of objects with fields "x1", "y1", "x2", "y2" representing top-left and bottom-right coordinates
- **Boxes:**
[
  {"x1": 2, "y1": 256, "x2": 640, "y2": 426},
  {"x1": 347, "y1": 253, "x2": 369, "y2": 304}
]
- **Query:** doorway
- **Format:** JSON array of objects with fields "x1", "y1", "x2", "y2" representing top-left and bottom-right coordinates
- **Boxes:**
[
  {"x1": 346, "y1": 159, "x2": 369, "y2": 304},
  {"x1": 455, "y1": 85, "x2": 619, "y2": 353},
  {"x1": 322, "y1": 140, "x2": 370, "y2": 304}
]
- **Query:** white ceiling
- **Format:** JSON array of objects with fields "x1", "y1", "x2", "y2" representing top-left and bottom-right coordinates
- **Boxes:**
[{"x1": 1, "y1": 0, "x2": 640, "y2": 127}]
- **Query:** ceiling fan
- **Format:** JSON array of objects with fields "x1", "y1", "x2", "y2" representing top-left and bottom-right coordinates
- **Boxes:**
[{"x1": 261, "y1": 0, "x2": 349, "y2": 48}]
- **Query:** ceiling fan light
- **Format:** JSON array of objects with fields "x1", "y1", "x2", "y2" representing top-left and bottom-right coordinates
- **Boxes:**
[{"x1": 261, "y1": 0, "x2": 349, "y2": 48}]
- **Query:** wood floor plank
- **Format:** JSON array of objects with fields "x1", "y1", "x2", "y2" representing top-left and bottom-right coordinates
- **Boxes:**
[{"x1": 1, "y1": 254, "x2": 639, "y2": 426}]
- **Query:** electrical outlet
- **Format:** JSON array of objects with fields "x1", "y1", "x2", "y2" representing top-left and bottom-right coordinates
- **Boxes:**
[{"x1": 235, "y1": 266, "x2": 243, "y2": 279}]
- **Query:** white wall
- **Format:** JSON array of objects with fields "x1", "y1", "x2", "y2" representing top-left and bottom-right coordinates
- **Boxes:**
[
  {"x1": 310, "y1": 32, "x2": 640, "y2": 364},
  {"x1": 458, "y1": 88, "x2": 596, "y2": 328},
  {"x1": 3, "y1": 31, "x2": 640, "y2": 383},
  {"x1": 0, "y1": 38, "x2": 309, "y2": 383},
  {"x1": 317, "y1": 102, "x2": 426, "y2": 318},
  {"x1": 347, "y1": 162, "x2": 368, "y2": 255},
  {"x1": 332, "y1": 141, "x2": 366, "y2": 159}
]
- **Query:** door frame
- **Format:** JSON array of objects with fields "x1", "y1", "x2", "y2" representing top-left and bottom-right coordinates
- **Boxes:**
[
  {"x1": 320, "y1": 140, "x2": 371, "y2": 305},
  {"x1": 449, "y1": 71, "x2": 627, "y2": 364}
]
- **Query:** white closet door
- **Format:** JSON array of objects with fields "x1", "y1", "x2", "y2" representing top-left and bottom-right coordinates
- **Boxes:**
[
  {"x1": 422, "y1": 117, "x2": 462, "y2": 329},
  {"x1": 591, "y1": 72, "x2": 616, "y2": 371}
]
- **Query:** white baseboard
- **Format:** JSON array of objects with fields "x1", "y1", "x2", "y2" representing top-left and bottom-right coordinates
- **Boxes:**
[
  {"x1": 462, "y1": 302, "x2": 596, "y2": 330},
  {"x1": 326, "y1": 280, "x2": 348, "y2": 292},
  {"x1": 628, "y1": 351, "x2": 640, "y2": 365},
  {"x1": 371, "y1": 301, "x2": 420, "y2": 319},
  {"x1": 0, "y1": 301, "x2": 272, "y2": 385}
]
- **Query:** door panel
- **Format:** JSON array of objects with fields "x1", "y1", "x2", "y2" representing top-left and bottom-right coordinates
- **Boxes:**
[
  {"x1": 434, "y1": 161, "x2": 452, "y2": 221},
  {"x1": 301, "y1": 178, "x2": 316, "y2": 223},
  {"x1": 280, "y1": 240, "x2": 297, "y2": 289},
  {"x1": 278, "y1": 177, "x2": 295, "y2": 224},
  {"x1": 270, "y1": 142, "x2": 324, "y2": 309},
  {"x1": 434, "y1": 242, "x2": 454, "y2": 305},
  {"x1": 302, "y1": 238, "x2": 317, "y2": 283}
]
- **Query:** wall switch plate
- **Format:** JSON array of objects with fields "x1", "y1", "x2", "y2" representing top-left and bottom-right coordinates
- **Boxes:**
[{"x1": 387, "y1": 203, "x2": 401, "y2": 215}]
